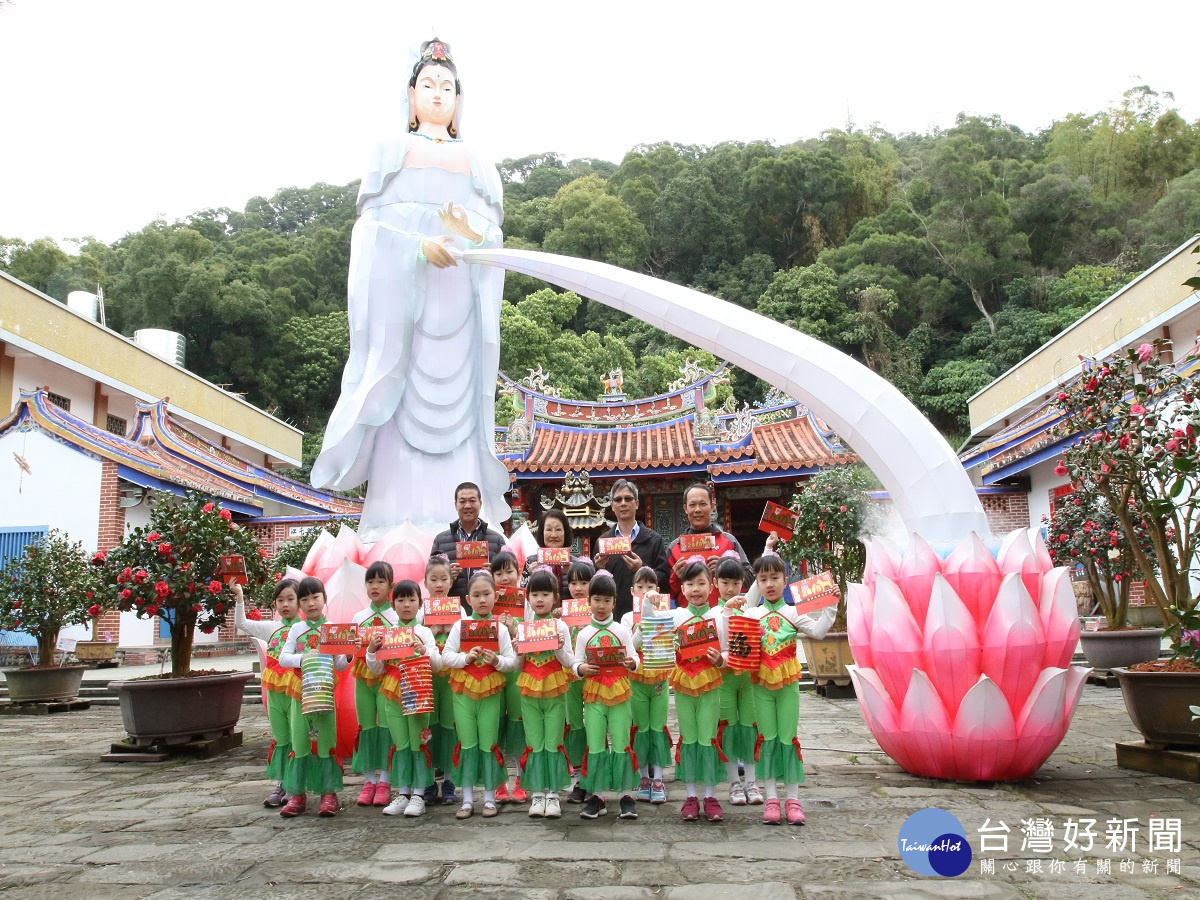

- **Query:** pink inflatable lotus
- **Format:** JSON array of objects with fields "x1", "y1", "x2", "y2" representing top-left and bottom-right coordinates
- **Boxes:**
[{"x1": 847, "y1": 529, "x2": 1090, "y2": 781}]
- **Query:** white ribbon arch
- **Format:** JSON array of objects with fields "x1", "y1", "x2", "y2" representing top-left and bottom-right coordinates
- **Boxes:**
[{"x1": 466, "y1": 248, "x2": 988, "y2": 542}]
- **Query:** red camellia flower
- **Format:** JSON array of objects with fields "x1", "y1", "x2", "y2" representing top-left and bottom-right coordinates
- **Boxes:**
[
  {"x1": 201, "y1": 625, "x2": 215, "y2": 634},
  {"x1": 1054, "y1": 461, "x2": 1068, "y2": 477},
  {"x1": 1130, "y1": 403, "x2": 1146, "y2": 416},
  {"x1": 157, "y1": 542, "x2": 172, "y2": 555},
  {"x1": 246, "y1": 607, "x2": 262, "y2": 621},
  {"x1": 147, "y1": 532, "x2": 160, "y2": 543},
  {"x1": 258, "y1": 548, "x2": 268, "y2": 558},
  {"x1": 87, "y1": 603, "x2": 101, "y2": 617},
  {"x1": 187, "y1": 582, "x2": 196, "y2": 593},
  {"x1": 145, "y1": 605, "x2": 159, "y2": 617},
  {"x1": 207, "y1": 580, "x2": 222, "y2": 594},
  {"x1": 1084, "y1": 378, "x2": 1098, "y2": 392},
  {"x1": 219, "y1": 509, "x2": 232, "y2": 521},
  {"x1": 120, "y1": 588, "x2": 132, "y2": 600},
  {"x1": 202, "y1": 502, "x2": 215, "y2": 513},
  {"x1": 1056, "y1": 392, "x2": 1068, "y2": 402},
  {"x1": 12, "y1": 600, "x2": 21, "y2": 609},
  {"x1": 86, "y1": 591, "x2": 93, "y2": 599},
  {"x1": 1118, "y1": 434, "x2": 1131, "y2": 450},
  {"x1": 274, "y1": 572, "x2": 282, "y2": 582},
  {"x1": 154, "y1": 580, "x2": 171, "y2": 598},
  {"x1": 192, "y1": 604, "x2": 203, "y2": 613},
  {"x1": 91, "y1": 550, "x2": 107, "y2": 565},
  {"x1": 133, "y1": 569, "x2": 148, "y2": 584}
]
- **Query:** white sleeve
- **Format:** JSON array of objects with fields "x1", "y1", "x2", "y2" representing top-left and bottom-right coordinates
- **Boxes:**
[
  {"x1": 494, "y1": 625, "x2": 519, "y2": 673},
  {"x1": 416, "y1": 625, "x2": 443, "y2": 674},
  {"x1": 619, "y1": 624, "x2": 640, "y2": 670},
  {"x1": 278, "y1": 623, "x2": 303, "y2": 669},
  {"x1": 233, "y1": 600, "x2": 279, "y2": 642},
  {"x1": 571, "y1": 626, "x2": 591, "y2": 678},
  {"x1": 363, "y1": 650, "x2": 385, "y2": 676},
  {"x1": 710, "y1": 610, "x2": 729, "y2": 668},
  {"x1": 554, "y1": 620, "x2": 576, "y2": 671},
  {"x1": 791, "y1": 604, "x2": 836, "y2": 640},
  {"x1": 441, "y1": 621, "x2": 468, "y2": 669}
]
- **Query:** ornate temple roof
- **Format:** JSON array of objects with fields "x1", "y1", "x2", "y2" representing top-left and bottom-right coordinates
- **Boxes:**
[
  {"x1": 1, "y1": 390, "x2": 362, "y2": 517},
  {"x1": 497, "y1": 361, "x2": 856, "y2": 481}
]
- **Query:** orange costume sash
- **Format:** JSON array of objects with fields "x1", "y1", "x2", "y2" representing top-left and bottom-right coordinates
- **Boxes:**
[{"x1": 518, "y1": 651, "x2": 570, "y2": 699}]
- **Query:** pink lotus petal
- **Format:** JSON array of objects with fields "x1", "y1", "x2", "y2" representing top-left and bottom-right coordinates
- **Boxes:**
[
  {"x1": 922, "y1": 575, "x2": 982, "y2": 712},
  {"x1": 329, "y1": 525, "x2": 367, "y2": 568},
  {"x1": 323, "y1": 558, "x2": 369, "y2": 623},
  {"x1": 899, "y1": 669, "x2": 957, "y2": 778},
  {"x1": 864, "y1": 537, "x2": 903, "y2": 589},
  {"x1": 942, "y1": 531, "x2": 1003, "y2": 624},
  {"x1": 508, "y1": 523, "x2": 541, "y2": 565},
  {"x1": 870, "y1": 575, "x2": 926, "y2": 704},
  {"x1": 1039, "y1": 569, "x2": 1082, "y2": 669},
  {"x1": 848, "y1": 665, "x2": 915, "y2": 771},
  {"x1": 301, "y1": 529, "x2": 337, "y2": 580},
  {"x1": 284, "y1": 565, "x2": 306, "y2": 584},
  {"x1": 1062, "y1": 665, "x2": 1092, "y2": 732},
  {"x1": 1012, "y1": 668, "x2": 1070, "y2": 778},
  {"x1": 981, "y1": 573, "x2": 1046, "y2": 715},
  {"x1": 1028, "y1": 526, "x2": 1054, "y2": 572},
  {"x1": 365, "y1": 524, "x2": 435, "y2": 586},
  {"x1": 895, "y1": 533, "x2": 941, "y2": 626},
  {"x1": 952, "y1": 675, "x2": 1019, "y2": 780},
  {"x1": 997, "y1": 529, "x2": 1044, "y2": 607},
  {"x1": 845, "y1": 583, "x2": 875, "y2": 669}
]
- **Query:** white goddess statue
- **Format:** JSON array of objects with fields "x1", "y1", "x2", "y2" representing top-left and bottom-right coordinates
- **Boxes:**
[{"x1": 311, "y1": 38, "x2": 511, "y2": 539}]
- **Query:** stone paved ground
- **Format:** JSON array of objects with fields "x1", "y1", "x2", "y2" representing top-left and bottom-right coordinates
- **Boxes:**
[{"x1": 1, "y1": 663, "x2": 1198, "y2": 899}]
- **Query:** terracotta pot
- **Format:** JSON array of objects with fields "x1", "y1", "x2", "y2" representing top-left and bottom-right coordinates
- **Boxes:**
[
  {"x1": 1078, "y1": 627, "x2": 1164, "y2": 669},
  {"x1": 109, "y1": 671, "x2": 253, "y2": 746},
  {"x1": 75, "y1": 641, "x2": 118, "y2": 664},
  {"x1": 800, "y1": 631, "x2": 855, "y2": 686},
  {"x1": 2, "y1": 665, "x2": 86, "y2": 702},
  {"x1": 1113, "y1": 666, "x2": 1200, "y2": 748}
]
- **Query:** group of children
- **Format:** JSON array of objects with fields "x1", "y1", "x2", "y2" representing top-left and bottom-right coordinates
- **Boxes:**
[{"x1": 234, "y1": 542, "x2": 835, "y2": 826}]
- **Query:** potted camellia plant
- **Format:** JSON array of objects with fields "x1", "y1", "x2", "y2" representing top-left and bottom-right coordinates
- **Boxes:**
[
  {"x1": 1052, "y1": 338, "x2": 1200, "y2": 747},
  {"x1": 94, "y1": 491, "x2": 267, "y2": 745},
  {"x1": 777, "y1": 465, "x2": 875, "y2": 692},
  {"x1": 1043, "y1": 483, "x2": 1163, "y2": 668},
  {"x1": 0, "y1": 529, "x2": 101, "y2": 703}
]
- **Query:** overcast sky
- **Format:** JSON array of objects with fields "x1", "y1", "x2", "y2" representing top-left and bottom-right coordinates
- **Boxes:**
[{"x1": 1, "y1": 0, "x2": 1195, "y2": 244}]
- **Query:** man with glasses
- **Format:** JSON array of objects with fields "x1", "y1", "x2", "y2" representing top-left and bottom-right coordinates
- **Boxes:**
[
  {"x1": 429, "y1": 481, "x2": 510, "y2": 600},
  {"x1": 666, "y1": 482, "x2": 752, "y2": 606},
  {"x1": 594, "y1": 478, "x2": 670, "y2": 622}
]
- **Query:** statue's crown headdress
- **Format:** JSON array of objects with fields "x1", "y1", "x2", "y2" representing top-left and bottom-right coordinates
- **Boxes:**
[{"x1": 422, "y1": 39, "x2": 453, "y2": 65}]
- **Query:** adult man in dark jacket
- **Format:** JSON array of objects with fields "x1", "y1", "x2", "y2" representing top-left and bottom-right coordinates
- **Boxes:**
[
  {"x1": 594, "y1": 478, "x2": 671, "y2": 622},
  {"x1": 666, "y1": 482, "x2": 752, "y2": 605},
  {"x1": 429, "y1": 481, "x2": 509, "y2": 599}
]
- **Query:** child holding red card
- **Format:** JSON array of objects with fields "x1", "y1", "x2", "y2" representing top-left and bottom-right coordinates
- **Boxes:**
[
  {"x1": 619, "y1": 566, "x2": 672, "y2": 805},
  {"x1": 714, "y1": 553, "x2": 760, "y2": 807},
  {"x1": 490, "y1": 551, "x2": 528, "y2": 804},
  {"x1": 350, "y1": 561, "x2": 399, "y2": 808},
  {"x1": 563, "y1": 557, "x2": 594, "y2": 803},
  {"x1": 277, "y1": 576, "x2": 351, "y2": 818},
  {"x1": 516, "y1": 567, "x2": 575, "y2": 818},
  {"x1": 363, "y1": 579, "x2": 440, "y2": 817},
  {"x1": 571, "y1": 572, "x2": 639, "y2": 821},
  {"x1": 423, "y1": 555, "x2": 459, "y2": 806},
  {"x1": 745, "y1": 551, "x2": 835, "y2": 826},
  {"x1": 665, "y1": 558, "x2": 729, "y2": 823},
  {"x1": 440, "y1": 571, "x2": 518, "y2": 819},
  {"x1": 232, "y1": 579, "x2": 301, "y2": 808}
]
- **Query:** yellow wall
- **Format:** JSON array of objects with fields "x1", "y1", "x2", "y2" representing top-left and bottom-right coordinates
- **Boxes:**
[
  {"x1": 969, "y1": 236, "x2": 1200, "y2": 434},
  {"x1": 0, "y1": 276, "x2": 302, "y2": 463}
]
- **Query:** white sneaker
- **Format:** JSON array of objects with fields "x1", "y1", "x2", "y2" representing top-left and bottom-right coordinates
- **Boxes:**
[
  {"x1": 382, "y1": 794, "x2": 410, "y2": 816},
  {"x1": 529, "y1": 793, "x2": 547, "y2": 817},
  {"x1": 544, "y1": 793, "x2": 561, "y2": 818},
  {"x1": 729, "y1": 781, "x2": 747, "y2": 805},
  {"x1": 403, "y1": 794, "x2": 426, "y2": 818}
]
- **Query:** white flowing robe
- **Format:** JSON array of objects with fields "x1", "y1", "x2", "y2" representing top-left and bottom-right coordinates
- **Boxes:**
[{"x1": 311, "y1": 136, "x2": 510, "y2": 538}]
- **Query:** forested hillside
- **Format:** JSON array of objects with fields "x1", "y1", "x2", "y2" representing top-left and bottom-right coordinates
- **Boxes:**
[{"x1": 4, "y1": 87, "x2": 1199, "y2": 471}]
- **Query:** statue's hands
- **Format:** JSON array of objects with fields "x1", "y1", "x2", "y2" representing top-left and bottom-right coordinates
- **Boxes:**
[
  {"x1": 421, "y1": 235, "x2": 458, "y2": 269},
  {"x1": 438, "y1": 202, "x2": 482, "y2": 243}
]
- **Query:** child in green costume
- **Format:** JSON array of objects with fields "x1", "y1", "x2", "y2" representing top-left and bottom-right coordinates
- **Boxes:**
[
  {"x1": 516, "y1": 567, "x2": 575, "y2": 819},
  {"x1": 233, "y1": 579, "x2": 301, "y2": 808},
  {"x1": 572, "y1": 572, "x2": 640, "y2": 821},
  {"x1": 422, "y1": 556, "x2": 458, "y2": 806},
  {"x1": 364, "y1": 579, "x2": 441, "y2": 817},
  {"x1": 278, "y1": 576, "x2": 351, "y2": 818},
  {"x1": 491, "y1": 550, "x2": 528, "y2": 804},
  {"x1": 714, "y1": 553, "x2": 760, "y2": 806},
  {"x1": 563, "y1": 558, "x2": 594, "y2": 803},
  {"x1": 619, "y1": 566, "x2": 672, "y2": 805},
  {"x1": 350, "y1": 561, "x2": 398, "y2": 807},
  {"x1": 440, "y1": 570, "x2": 518, "y2": 819}
]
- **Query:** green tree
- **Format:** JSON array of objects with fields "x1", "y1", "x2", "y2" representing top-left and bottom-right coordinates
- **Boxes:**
[{"x1": 755, "y1": 261, "x2": 848, "y2": 347}]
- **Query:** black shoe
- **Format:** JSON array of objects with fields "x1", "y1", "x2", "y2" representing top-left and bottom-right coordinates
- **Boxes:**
[
  {"x1": 440, "y1": 779, "x2": 457, "y2": 805},
  {"x1": 619, "y1": 796, "x2": 638, "y2": 819},
  {"x1": 568, "y1": 784, "x2": 587, "y2": 804},
  {"x1": 423, "y1": 783, "x2": 439, "y2": 804},
  {"x1": 580, "y1": 795, "x2": 607, "y2": 819}
]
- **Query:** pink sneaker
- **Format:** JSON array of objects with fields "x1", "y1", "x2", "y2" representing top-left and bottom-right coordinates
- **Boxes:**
[
  {"x1": 703, "y1": 797, "x2": 724, "y2": 822},
  {"x1": 680, "y1": 795, "x2": 700, "y2": 821},
  {"x1": 762, "y1": 798, "x2": 781, "y2": 825},
  {"x1": 356, "y1": 783, "x2": 376, "y2": 807},
  {"x1": 318, "y1": 793, "x2": 339, "y2": 817},
  {"x1": 373, "y1": 782, "x2": 392, "y2": 806},
  {"x1": 785, "y1": 798, "x2": 805, "y2": 825}
]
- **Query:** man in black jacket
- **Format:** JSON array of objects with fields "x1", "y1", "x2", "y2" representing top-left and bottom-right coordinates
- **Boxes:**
[
  {"x1": 594, "y1": 478, "x2": 671, "y2": 622},
  {"x1": 429, "y1": 482, "x2": 509, "y2": 600}
]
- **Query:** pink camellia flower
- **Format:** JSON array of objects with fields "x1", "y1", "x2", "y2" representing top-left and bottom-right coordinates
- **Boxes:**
[
  {"x1": 1137, "y1": 343, "x2": 1153, "y2": 362},
  {"x1": 157, "y1": 542, "x2": 172, "y2": 555},
  {"x1": 848, "y1": 529, "x2": 1089, "y2": 781},
  {"x1": 839, "y1": 505, "x2": 848, "y2": 513},
  {"x1": 1118, "y1": 434, "x2": 1131, "y2": 450},
  {"x1": 219, "y1": 509, "x2": 232, "y2": 521},
  {"x1": 1130, "y1": 403, "x2": 1146, "y2": 416},
  {"x1": 1054, "y1": 461, "x2": 1068, "y2": 477},
  {"x1": 1167, "y1": 438, "x2": 1181, "y2": 453},
  {"x1": 1056, "y1": 392, "x2": 1068, "y2": 402},
  {"x1": 202, "y1": 502, "x2": 215, "y2": 514}
]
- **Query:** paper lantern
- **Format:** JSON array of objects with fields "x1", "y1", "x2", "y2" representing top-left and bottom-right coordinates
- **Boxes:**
[
  {"x1": 847, "y1": 529, "x2": 1090, "y2": 781},
  {"x1": 396, "y1": 655, "x2": 434, "y2": 716},
  {"x1": 301, "y1": 654, "x2": 336, "y2": 716},
  {"x1": 725, "y1": 615, "x2": 761, "y2": 672}
]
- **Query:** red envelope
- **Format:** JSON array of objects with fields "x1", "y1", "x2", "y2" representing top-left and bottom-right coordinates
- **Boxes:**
[
  {"x1": 422, "y1": 595, "x2": 462, "y2": 626},
  {"x1": 376, "y1": 626, "x2": 418, "y2": 661},
  {"x1": 725, "y1": 616, "x2": 762, "y2": 672},
  {"x1": 586, "y1": 641, "x2": 629, "y2": 674},
  {"x1": 317, "y1": 623, "x2": 359, "y2": 655},
  {"x1": 460, "y1": 620, "x2": 499, "y2": 653},
  {"x1": 217, "y1": 554, "x2": 248, "y2": 585},
  {"x1": 517, "y1": 619, "x2": 559, "y2": 654},
  {"x1": 493, "y1": 586, "x2": 526, "y2": 621},
  {"x1": 560, "y1": 596, "x2": 591, "y2": 627},
  {"x1": 788, "y1": 571, "x2": 840, "y2": 615},
  {"x1": 456, "y1": 541, "x2": 490, "y2": 568},
  {"x1": 598, "y1": 536, "x2": 631, "y2": 556},
  {"x1": 537, "y1": 547, "x2": 571, "y2": 566},
  {"x1": 758, "y1": 501, "x2": 798, "y2": 541},
  {"x1": 676, "y1": 618, "x2": 719, "y2": 661},
  {"x1": 679, "y1": 533, "x2": 717, "y2": 554}
]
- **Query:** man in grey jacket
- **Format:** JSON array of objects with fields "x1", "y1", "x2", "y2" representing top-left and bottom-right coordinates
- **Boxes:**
[{"x1": 429, "y1": 482, "x2": 509, "y2": 599}]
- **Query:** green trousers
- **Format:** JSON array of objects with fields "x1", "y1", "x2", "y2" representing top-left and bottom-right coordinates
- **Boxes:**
[
  {"x1": 753, "y1": 681, "x2": 805, "y2": 785},
  {"x1": 451, "y1": 691, "x2": 506, "y2": 789},
  {"x1": 282, "y1": 696, "x2": 343, "y2": 795},
  {"x1": 382, "y1": 696, "x2": 431, "y2": 792},
  {"x1": 564, "y1": 678, "x2": 586, "y2": 766},
  {"x1": 718, "y1": 670, "x2": 758, "y2": 762},
  {"x1": 629, "y1": 679, "x2": 671, "y2": 770},
  {"x1": 675, "y1": 689, "x2": 722, "y2": 787},
  {"x1": 581, "y1": 698, "x2": 637, "y2": 794},
  {"x1": 520, "y1": 694, "x2": 570, "y2": 793},
  {"x1": 500, "y1": 669, "x2": 525, "y2": 759},
  {"x1": 352, "y1": 677, "x2": 391, "y2": 773},
  {"x1": 264, "y1": 688, "x2": 293, "y2": 781}
]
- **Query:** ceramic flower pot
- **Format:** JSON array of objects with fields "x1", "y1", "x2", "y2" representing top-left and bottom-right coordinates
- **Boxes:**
[
  {"x1": 1078, "y1": 628, "x2": 1164, "y2": 669},
  {"x1": 110, "y1": 671, "x2": 253, "y2": 746},
  {"x1": 2, "y1": 665, "x2": 86, "y2": 702},
  {"x1": 800, "y1": 632, "x2": 854, "y2": 686},
  {"x1": 1113, "y1": 666, "x2": 1200, "y2": 748}
]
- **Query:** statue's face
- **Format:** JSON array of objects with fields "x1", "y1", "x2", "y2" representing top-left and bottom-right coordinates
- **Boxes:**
[{"x1": 410, "y1": 64, "x2": 457, "y2": 128}]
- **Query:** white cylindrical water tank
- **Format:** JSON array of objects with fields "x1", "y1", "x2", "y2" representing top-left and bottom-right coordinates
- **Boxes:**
[
  {"x1": 133, "y1": 329, "x2": 186, "y2": 367},
  {"x1": 66, "y1": 291, "x2": 100, "y2": 321}
]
